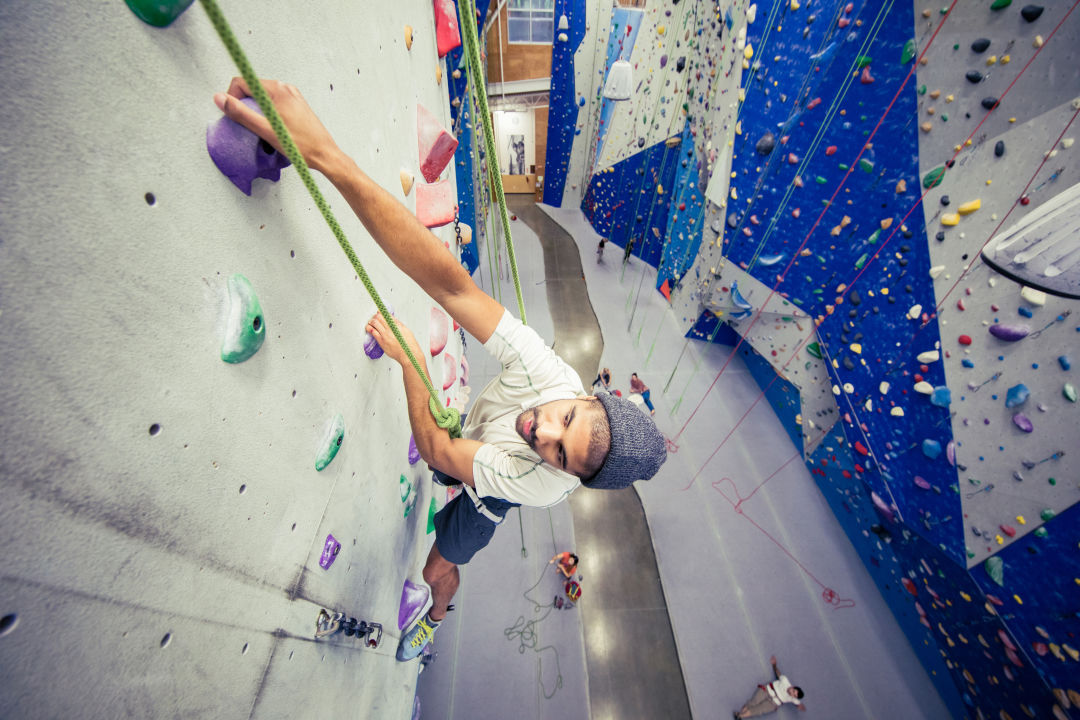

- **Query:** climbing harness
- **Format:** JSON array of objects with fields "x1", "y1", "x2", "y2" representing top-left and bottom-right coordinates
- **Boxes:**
[{"x1": 198, "y1": 0, "x2": 462, "y2": 435}]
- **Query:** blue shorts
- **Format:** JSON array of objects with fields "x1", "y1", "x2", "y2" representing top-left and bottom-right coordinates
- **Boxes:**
[{"x1": 433, "y1": 490, "x2": 519, "y2": 565}]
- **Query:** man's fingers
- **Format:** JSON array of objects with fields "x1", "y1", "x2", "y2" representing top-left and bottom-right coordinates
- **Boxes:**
[{"x1": 226, "y1": 76, "x2": 250, "y2": 100}]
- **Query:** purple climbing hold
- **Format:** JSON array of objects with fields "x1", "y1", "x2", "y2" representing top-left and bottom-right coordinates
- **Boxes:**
[
  {"x1": 989, "y1": 323, "x2": 1031, "y2": 341},
  {"x1": 398, "y1": 579, "x2": 430, "y2": 630},
  {"x1": 1005, "y1": 383, "x2": 1030, "y2": 408},
  {"x1": 946, "y1": 440, "x2": 956, "y2": 466},
  {"x1": 1012, "y1": 412, "x2": 1033, "y2": 432},
  {"x1": 914, "y1": 475, "x2": 932, "y2": 490},
  {"x1": 660, "y1": 54, "x2": 668, "y2": 68},
  {"x1": 364, "y1": 330, "x2": 384, "y2": 359},
  {"x1": 319, "y1": 534, "x2": 341, "y2": 570},
  {"x1": 408, "y1": 434, "x2": 421, "y2": 465},
  {"x1": 207, "y1": 98, "x2": 291, "y2": 195}
]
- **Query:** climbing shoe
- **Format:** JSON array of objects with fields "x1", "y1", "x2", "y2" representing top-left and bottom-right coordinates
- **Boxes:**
[{"x1": 397, "y1": 613, "x2": 440, "y2": 661}]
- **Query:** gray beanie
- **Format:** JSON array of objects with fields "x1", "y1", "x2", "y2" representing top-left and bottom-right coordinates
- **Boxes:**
[{"x1": 586, "y1": 391, "x2": 667, "y2": 490}]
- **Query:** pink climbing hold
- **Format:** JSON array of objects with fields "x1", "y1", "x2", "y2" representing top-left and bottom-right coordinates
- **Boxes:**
[
  {"x1": 838, "y1": 16, "x2": 850, "y2": 28},
  {"x1": 1000, "y1": 524, "x2": 1017, "y2": 537},
  {"x1": 398, "y1": 578, "x2": 430, "y2": 630},
  {"x1": 460, "y1": 354, "x2": 469, "y2": 384},
  {"x1": 442, "y1": 352, "x2": 457, "y2": 390},
  {"x1": 417, "y1": 103, "x2": 459, "y2": 183},
  {"x1": 433, "y1": 0, "x2": 462, "y2": 57},
  {"x1": 860, "y1": 66, "x2": 874, "y2": 84},
  {"x1": 416, "y1": 179, "x2": 455, "y2": 228},
  {"x1": 825, "y1": 145, "x2": 837, "y2": 155},
  {"x1": 913, "y1": 475, "x2": 931, "y2": 489},
  {"x1": 807, "y1": 97, "x2": 823, "y2": 110},
  {"x1": 430, "y1": 307, "x2": 448, "y2": 356}
]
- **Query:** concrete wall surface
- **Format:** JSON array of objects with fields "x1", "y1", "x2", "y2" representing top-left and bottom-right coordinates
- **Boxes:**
[{"x1": 0, "y1": 2, "x2": 464, "y2": 717}]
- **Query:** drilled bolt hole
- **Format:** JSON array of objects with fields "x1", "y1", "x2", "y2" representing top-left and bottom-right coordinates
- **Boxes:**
[
  {"x1": 242, "y1": 643, "x2": 249, "y2": 655},
  {"x1": 239, "y1": 484, "x2": 247, "y2": 495},
  {"x1": 149, "y1": 423, "x2": 162, "y2": 436},
  {"x1": 145, "y1": 192, "x2": 156, "y2": 206},
  {"x1": 160, "y1": 633, "x2": 172, "y2": 648},
  {"x1": 0, "y1": 614, "x2": 17, "y2": 637}
]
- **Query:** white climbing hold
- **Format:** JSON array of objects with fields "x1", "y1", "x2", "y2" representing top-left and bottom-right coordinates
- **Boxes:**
[
  {"x1": 747, "y1": 4, "x2": 758, "y2": 23},
  {"x1": 1020, "y1": 286, "x2": 1047, "y2": 306},
  {"x1": 832, "y1": 384, "x2": 841, "y2": 396},
  {"x1": 929, "y1": 265, "x2": 946, "y2": 279},
  {"x1": 914, "y1": 381, "x2": 934, "y2": 394},
  {"x1": 842, "y1": 383, "x2": 854, "y2": 394},
  {"x1": 917, "y1": 350, "x2": 940, "y2": 363},
  {"x1": 880, "y1": 381, "x2": 890, "y2": 395},
  {"x1": 907, "y1": 304, "x2": 922, "y2": 320},
  {"x1": 891, "y1": 407, "x2": 905, "y2": 417}
]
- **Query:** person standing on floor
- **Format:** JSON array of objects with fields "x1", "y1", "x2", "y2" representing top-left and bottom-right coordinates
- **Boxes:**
[
  {"x1": 211, "y1": 77, "x2": 668, "y2": 663},
  {"x1": 593, "y1": 367, "x2": 612, "y2": 393},
  {"x1": 629, "y1": 372, "x2": 655, "y2": 415},
  {"x1": 734, "y1": 655, "x2": 805, "y2": 718}
]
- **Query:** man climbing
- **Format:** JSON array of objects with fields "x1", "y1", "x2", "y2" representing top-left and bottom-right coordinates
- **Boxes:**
[{"x1": 213, "y1": 78, "x2": 667, "y2": 662}]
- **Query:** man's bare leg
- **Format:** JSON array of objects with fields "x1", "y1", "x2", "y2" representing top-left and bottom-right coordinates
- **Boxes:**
[{"x1": 423, "y1": 543, "x2": 459, "y2": 622}]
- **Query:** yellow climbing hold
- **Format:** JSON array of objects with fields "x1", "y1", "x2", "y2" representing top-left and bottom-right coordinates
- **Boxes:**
[
  {"x1": 790, "y1": 0, "x2": 799, "y2": 8},
  {"x1": 404, "y1": 25, "x2": 414, "y2": 50},
  {"x1": 958, "y1": 199, "x2": 981, "y2": 215},
  {"x1": 400, "y1": 169, "x2": 415, "y2": 196},
  {"x1": 1001, "y1": 54, "x2": 1011, "y2": 64},
  {"x1": 1063, "y1": 644, "x2": 1079, "y2": 661},
  {"x1": 941, "y1": 213, "x2": 960, "y2": 226},
  {"x1": 658, "y1": 25, "x2": 666, "y2": 35},
  {"x1": 851, "y1": 343, "x2": 862, "y2": 354},
  {"x1": 963, "y1": 669, "x2": 975, "y2": 684},
  {"x1": 945, "y1": 94, "x2": 954, "y2": 103},
  {"x1": 987, "y1": 55, "x2": 997, "y2": 66},
  {"x1": 744, "y1": 44, "x2": 754, "y2": 60},
  {"x1": 1013, "y1": 594, "x2": 1022, "y2": 604},
  {"x1": 1017, "y1": 515, "x2": 1026, "y2": 525},
  {"x1": 880, "y1": 218, "x2": 893, "y2": 229},
  {"x1": 1049, "y1": 643, "x2": 1064, "y2": 661}
]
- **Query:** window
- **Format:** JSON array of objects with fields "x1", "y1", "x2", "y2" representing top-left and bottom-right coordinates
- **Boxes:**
[{"x1": 507, "y1": 0, "x2": 554, "y2": 44}]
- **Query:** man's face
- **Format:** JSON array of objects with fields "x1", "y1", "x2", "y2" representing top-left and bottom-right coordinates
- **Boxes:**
[
  {"x1": 786, "y1": 688, "x2": 799, "y2": 699},
  {"x1": 515, "y1": 397, "x2": 603, "y2": 478}
]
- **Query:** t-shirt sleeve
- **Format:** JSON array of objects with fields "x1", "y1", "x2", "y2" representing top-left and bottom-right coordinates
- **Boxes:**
[
  {"x1": 472, "y1": 442, "x2": 578, "y2": 508},
  {"x1": 483, "y1": 311, "x2": 581, "y2": 396}
]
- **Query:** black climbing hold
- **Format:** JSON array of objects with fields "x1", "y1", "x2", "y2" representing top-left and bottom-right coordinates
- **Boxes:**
[
  {"x1": 1020, "y1": 5, "x2": 1044, "y2": 22},
  {"x1": 849, "y1": 290, "x2": 861, "y2": 306},
  {"x1": 945, "y1": 159, "x2": 955, "y2": 168},
  {"x1": 842, "y1": 356, "x2": 855, "y2": 371},
  {"x1": 899, "y1": 245, "x2": 911, "y2": 253},
  {"x1": 904, "y1": 284, "x2": 913, "y2": 294},
  {"x1": 638, "y1": 137, "x2": 646, "y2": 147},
  {"x1": 755, "y1": 131, "x2": 776, "y2": 155},
  {"x1": 936, "y1": 231, "x2": 946, "y2": 241},
  {"x1": 902, "y1": 229, "x2": 913, "y2": 239},
  {"x1": 981, "y1": 97, "x2": 999, "y2": 110},
  {"x1": 971, "y1": 38, "x2": 991, "y2": 53},
  {"x1": 676, "y1": 56, "x2": 686, "y2": 72},
  {"x1": 995, "y1": 140, "x2": 1005, "y2": 157},
  {"x1": 898, "y1": 258, "x2": 909, "y2": 267},
  {"x1": 965, "y1": 70, "x2": 983, "y2": 83},
  {"x1": 940, "y1": 195, "x2": 950, "y2": 206}
]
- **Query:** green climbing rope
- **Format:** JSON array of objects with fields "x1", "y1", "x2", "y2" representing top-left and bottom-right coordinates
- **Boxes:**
[
  {"x1": 198, "y1": 0, "x2": 460, "y2": 437},
  {"x1": 459, "y1": 0, "x2": 527, "y2": 325}
]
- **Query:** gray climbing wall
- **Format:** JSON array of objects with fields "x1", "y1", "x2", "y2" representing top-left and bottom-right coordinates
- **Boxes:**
[{"x1": 0, "y1": 2, "x2": 466, "y2": 717}]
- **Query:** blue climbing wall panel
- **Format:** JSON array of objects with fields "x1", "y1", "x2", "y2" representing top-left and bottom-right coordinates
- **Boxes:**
[
  {"x1": 449, "y1": 13, "x2": 480, "y2": 275},
  {"x1": 542, "y1": 0, "x2": 586, "y2": 208},
  {"x1": 656, "y1": 123, "x2": 706, "y2": 291}
]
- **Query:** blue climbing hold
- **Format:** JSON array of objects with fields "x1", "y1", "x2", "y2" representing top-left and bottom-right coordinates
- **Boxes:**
[
  {"x1": 1018, "y1": 307, "x2": 1033, "y2": 318},
  {"x1": 961, "y1": 358, "x2": 975, "y2": 368},
  {"x1": 1005, "y1": 383, "x2": 1030, "y2": 408},
  {"x1": 922, "y1": 439, "x2": 942, "y2": 459},
  {"x1": 1060, "y1": 356, "x2": 1072, "y2": 371},
  {"x1": 930, "y1": 386, "x2": 951, "y2": 407}
]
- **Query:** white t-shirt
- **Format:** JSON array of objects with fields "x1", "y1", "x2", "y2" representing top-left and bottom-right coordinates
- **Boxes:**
[
  {"x1": 766, "y1": 675, "x2": 799, "y2": 706},
  {"x1": 463, "y1": 310, "x2": 584, "y2": 508}
]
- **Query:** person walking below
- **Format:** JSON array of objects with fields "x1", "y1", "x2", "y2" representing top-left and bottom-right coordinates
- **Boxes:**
[{"x1": 629, "y1": 373, "x2": 655, "y2": 415}]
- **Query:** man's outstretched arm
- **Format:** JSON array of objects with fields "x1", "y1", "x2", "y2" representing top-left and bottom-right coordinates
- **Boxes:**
[
  {"x1": 366, "y1": 313, "x2": 482, "y2": 485},
  {"x1": 214, "y1": 78, "x2": 504, "y2": 344}
]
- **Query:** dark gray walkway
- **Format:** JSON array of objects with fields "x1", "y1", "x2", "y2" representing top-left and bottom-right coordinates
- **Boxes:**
[{"x1": 509, "y1": 196, "x2": 692, "y2": 720}]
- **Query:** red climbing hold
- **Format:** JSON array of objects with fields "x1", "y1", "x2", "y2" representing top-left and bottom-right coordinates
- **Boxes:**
[
  {"x1": 825, "y1": 145, "x2": 837, "y2": 155},
  {"x1": 807, "y1": 97, "x2": 823, "y2": 110},
  {"x1": 433, "y1": 0, "x2": 462, "y2": 57},
  {"x1": 854, "y1": 440, "x2": 870, "y2": 456},
  {"x1": 416, "y1": 179, "x2": 455, "y2": 228},
  {"x1": 417, "y1": 103, "x2": 459, "y2": 183},
  {"x1": 901, "y1": 578, "x2": 918, "y2": 596},
  {"x1": 1000, "y1": 524, "x2": 1016, "y2": 537},
  {"x1": 959, "y1": 334, "x2": 972, "y2": 345}
]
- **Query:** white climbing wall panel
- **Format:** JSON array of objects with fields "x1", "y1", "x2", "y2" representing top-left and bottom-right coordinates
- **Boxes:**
[{"x1": 0, "y1": 1, "x2": 460, "y2": 717}]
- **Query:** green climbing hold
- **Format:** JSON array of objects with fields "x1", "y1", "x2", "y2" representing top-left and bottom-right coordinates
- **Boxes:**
[
  {"x1": 1048, "y1": 477, "x2": 1056, "y2": 486},
  {"x1": 1064, "y1": 382, "x2": 1077, "y2": 402},
  {"x1": 838, "y1": 163, "x2": 850, "y2": 171},
  {"x1": 1039, "y1": 508, "x2": 1055, "y2": 522},
  {"x1": 990, "y1": 0, "x2": 1012, "y2": 8},
  {"x1": 315, "y1": 414, "x2": 345, "y2": 472},
  {"x1": 1033, "y1": 527, "x2": 1048, "y2": 539},
  {"x1": 815, "y1": 176, "x2": 827, "y2": 184},
  {"x1": 858, "y1": 158, "x2": 874, "y2": 173},
  {"x1": 806, "y1": 342, "x2": 822, "y2": 359},
  {"x1": 124, "y1": 0, "x2": 195, "y2": 26},
  {"x1": 221, "y1": 273, "x2": 266, "y2": 364},
  {"x1": 867, "y1": 228, "x2": 881, "y2": 244},
  {"x1": 427, "y1": 497, "x2": 438, "y2": 534},
  {"x1": 855, "y1": 252, "x2": 868, "y2": 269},
  {"x1": 902, "y1": 39, "x2": 918, "y2": 65},
  {"x1": 985, "y1": 556, "x2": 1004, "y2": 586},
  {"x1": 923, "y1": 166, "x2": 946, "y2": 189},
  {"x1": 856, "y1": 55, "x2": 873, "y2": 68}
]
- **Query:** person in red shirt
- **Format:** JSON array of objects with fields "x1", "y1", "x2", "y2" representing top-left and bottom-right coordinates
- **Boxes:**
[
  {"x1": 629, "y1": 373, "x2": 655, "y2": 415},
  {"x1": 549, "y1": 551, "x2": 579, "y2": 578}
]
